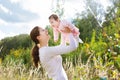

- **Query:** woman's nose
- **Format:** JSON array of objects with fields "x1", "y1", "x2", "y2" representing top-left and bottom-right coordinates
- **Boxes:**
[{"x1": 45, "y1": 29, "x2": 48, "y2": 33}]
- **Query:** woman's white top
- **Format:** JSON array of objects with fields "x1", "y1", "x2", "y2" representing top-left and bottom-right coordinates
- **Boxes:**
[{"x1": 39, "y1": 34, "x2": 78, "y2": 80}]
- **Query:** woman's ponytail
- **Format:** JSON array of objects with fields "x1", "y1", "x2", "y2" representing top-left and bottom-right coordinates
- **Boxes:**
[
  {"x1": 30, "y1": 26, "x2": 40, "y2": 68},
  {"x1": 31, "y1": 44, "x2": 39, "y2": 67}
]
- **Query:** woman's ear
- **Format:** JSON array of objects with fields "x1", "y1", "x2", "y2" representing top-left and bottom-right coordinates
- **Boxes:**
[{"x1": 36, "y1": 36, "x2": 41, "y2": 40}]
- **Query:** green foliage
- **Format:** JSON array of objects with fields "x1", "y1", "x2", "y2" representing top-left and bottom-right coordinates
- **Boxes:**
[
  {"x1": 3, "y1": 48, "x2": 32, "y2": 68},
  {"x1": 0, "y1": 34, "x2": 32, "y2": 59},
  {"x1": 73, "y1": 14, "x2": 101, "y2": 42},
  {"x1": 46, "y1": 26, "x2": 61, "y2": 46}
]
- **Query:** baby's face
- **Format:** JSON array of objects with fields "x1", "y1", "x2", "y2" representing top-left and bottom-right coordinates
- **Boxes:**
[{"x1": 49, "y1": 18, "x2": 59, "y2": 28}]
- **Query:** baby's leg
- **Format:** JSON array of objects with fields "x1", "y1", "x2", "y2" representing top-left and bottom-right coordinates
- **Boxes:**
[{"x1": 60, "y1": 34, "x2": 66, "y2": 46}]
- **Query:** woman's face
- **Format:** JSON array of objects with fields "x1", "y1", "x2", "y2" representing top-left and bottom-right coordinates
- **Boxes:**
[
  {"x1": 49, "y1": 18, "x2": 59, "y2": 28},
  {"x1": 38, "y1": 28, "x2": 50, "y2": 42}
]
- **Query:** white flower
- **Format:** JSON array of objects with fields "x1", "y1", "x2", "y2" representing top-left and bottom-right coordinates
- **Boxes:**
[
  {"x1": 108, "y1": 49, "x2": 110, "y2": 52},
  {"x1": 109, "y1": 36, "x2": 112, "y2": 39}
]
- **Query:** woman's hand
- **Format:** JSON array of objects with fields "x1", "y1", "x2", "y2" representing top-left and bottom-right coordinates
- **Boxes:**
[
  {"x1": 54, "y1": 40, "x2": 58, "y2": 42},
  {"x1": 61, "y1": 27, "x2": 71, "y2": 33}
]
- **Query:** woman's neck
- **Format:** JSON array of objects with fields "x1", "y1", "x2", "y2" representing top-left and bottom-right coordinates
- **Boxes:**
[{"x1": 39, "y1": 41, "x2": 48, "y2": 48}]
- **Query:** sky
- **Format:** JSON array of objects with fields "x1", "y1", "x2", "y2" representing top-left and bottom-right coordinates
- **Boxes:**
[{"x1": 0, "y1": 0, "x2": 112, "y2": 40}]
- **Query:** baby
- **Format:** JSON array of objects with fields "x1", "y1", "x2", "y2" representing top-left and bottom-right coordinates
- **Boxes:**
[{"x1": 49, "y1": 14, "x2": 83, "y2": 46}]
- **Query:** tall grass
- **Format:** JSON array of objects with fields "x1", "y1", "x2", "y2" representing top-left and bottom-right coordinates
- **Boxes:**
[
  {"x1": 0, "y1": 59, "x2": 49, "y2": 80},
  {"x1": 0, "y1": 51, "x2": 120, "y2": 80},
  {"x1": 64, "y1": 52, "x2": 120, "y2": 80}
]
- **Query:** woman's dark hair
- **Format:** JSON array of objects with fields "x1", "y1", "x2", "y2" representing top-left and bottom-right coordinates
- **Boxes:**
[
  {"x1": 49, "y1": 14, "x2": 59, "y2": 21},
  {"x1": 30, "y1": 26, "x2": 40, "y2": 67}
]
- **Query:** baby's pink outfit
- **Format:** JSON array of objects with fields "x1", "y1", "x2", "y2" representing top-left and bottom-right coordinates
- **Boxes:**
[{"x1": 53, "y1": 20, "x2": 83, "y2": 45}]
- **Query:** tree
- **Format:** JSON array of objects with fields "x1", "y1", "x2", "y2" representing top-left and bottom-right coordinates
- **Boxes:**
[
  {"x1": 51, "y1": 0, "x2": 65, "y2": 18},
  {"x1": 0, "y1": 34, "x2": 32, "y2": 59},
  {"x1": 72, "y1": 0, "x2": 106, "y2": 42},
  {"x1": 101, "y1": 0, "x2": 120, "y2": 71}
]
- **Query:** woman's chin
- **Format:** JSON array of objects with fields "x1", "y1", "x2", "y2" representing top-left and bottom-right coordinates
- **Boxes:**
[
  {"x1": 47, "y1": 35, "x2": 50, "y2": 40},
  {"x1": 48, "y1": 35, "x2": 51, "y2": 39}
]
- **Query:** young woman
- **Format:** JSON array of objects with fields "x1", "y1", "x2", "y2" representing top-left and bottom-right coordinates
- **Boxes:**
[{"x1": 30, "y1": 26, "x2": 78, "y2": 80}]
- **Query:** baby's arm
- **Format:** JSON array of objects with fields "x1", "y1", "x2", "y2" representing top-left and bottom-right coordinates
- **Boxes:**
[{"x1": 53, "y1": 28, "x2": 59, "y2": 42}]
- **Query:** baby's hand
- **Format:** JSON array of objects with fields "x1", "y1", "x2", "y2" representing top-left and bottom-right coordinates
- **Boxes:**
[
  {"x1": 61, "y1": 27, "x2": 71, "y2": 33},
  {"x1": 54, "y1": 40, "x2": 58, "y2": 42}
]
